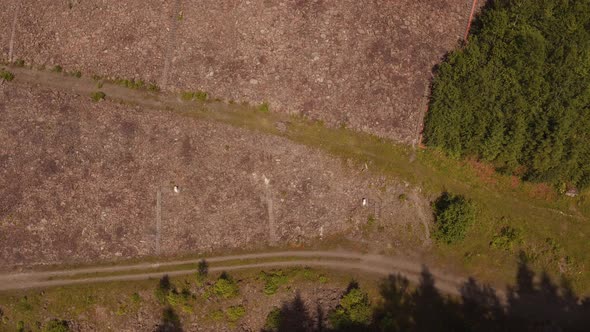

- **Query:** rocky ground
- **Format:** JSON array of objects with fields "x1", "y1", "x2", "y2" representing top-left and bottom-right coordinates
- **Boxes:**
[
  {"x1": 1, "y1": 0, "x2": 478, "y2": 144},
  {"x1": 0, "y1": 81, "x2": 430, "y2": 268}
]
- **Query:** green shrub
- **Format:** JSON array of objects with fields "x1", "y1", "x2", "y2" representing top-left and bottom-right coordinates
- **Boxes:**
[
  {"x1": 260, "y1": 270, "x2": 288, "y2": 295},
  {"x1": 329, "y1": 287, "x2": 372, "y2": 330},
  {"x1": 193, "y1": 91, "x2": 208, "y2": 101},
  {"x1": 398, "y1": 193, "x2": 407, "y2": 201},
  {"x1": 366, "y1": 215, "x2": 376, "y2": 227},
  {"x1": 490, "y1": 226, "x2": 522, "y2": 251},
  {"x1": 90, "y1": 91, "x2": 106, "y2": 102},
  {"x1": 181, "y1": 91, "x2": 209, "y2": 101},
  {"x1": 209, "y1": 309, "x2": 224, "y2": 321},
  {"x1": 432, "y1": 193, "x2": 476, "y2": 244},
  {"x1": 14, "y1": 59, "x2": 25, "y2": 67},
  {"x1": 213, "y1": 273, "x2": 239, "y2": 299},
  {"x1": 43, "y1": 319, "x2": 69, "y2": 332},
  {"x1": 15, "y1": 297, "x2": 32, "y2": 312},
  {"x1": 115, "y1": 304, "x2": 128, "y2": 316},
  {"x1": 0, "y1": 69, "x2": 15, "y2": 81},
  {"x1": 264, "y1": 307, "x2": 281, "y2": 331},
  {"x1": 226, "y1": 305, "x2": 246, "y2": 322},
  {"x1": 51, "y1": 65, "x2": 63, "y2": 73},
  {"x1": 16, "y1": 321, "x2": 25, "y2": 332},
  {"x1": 114, "y1": 78, "x2": 145, "y2": 89},
  {"x1": 258, "y1": 102, "x2": 270, "y2": 113},
  {"x1": 148, "y1": 83, "x2": 160, "y2": 92},
  {"x1": 130, "y1": 293, "x2": 141, "y2": 304},
  {"x1": 70, "y1": 70, "x2": 82, "y2": 78}
]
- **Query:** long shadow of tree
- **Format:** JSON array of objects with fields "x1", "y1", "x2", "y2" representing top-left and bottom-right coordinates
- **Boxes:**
[
  {"x1": 155, "y1": 306, "x2": 183, "y2": 332},
  {"x1": 267, "y1": 256, "x2": 590, "y2": 332}
]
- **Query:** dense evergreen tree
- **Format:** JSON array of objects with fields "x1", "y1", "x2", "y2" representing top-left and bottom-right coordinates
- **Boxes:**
[{"x1": 424, "y1": 0, "x2": 590, "y2": 189}]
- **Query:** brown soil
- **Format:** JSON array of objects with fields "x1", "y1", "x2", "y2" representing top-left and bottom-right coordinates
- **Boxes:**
[
  {"x1": 1, "y1": 0, "x2": 480, "y2": 144},
  {"x1": 0, "y1": 77, "x2": 429, "y2": 269}
]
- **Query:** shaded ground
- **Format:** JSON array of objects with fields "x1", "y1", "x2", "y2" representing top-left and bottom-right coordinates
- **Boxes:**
[
  {"x1": 1, "y1": 0, "x2": 478, "y2": 144},
  {"x1": 1, "y1": 257, "x2": 589, "y2": 331}
]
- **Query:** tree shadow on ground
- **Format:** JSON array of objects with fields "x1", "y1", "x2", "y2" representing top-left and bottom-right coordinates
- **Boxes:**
[
  {"x1": 155, "y1": 305, "x2": 183, "y2": 332},
  {"x1": 267, "y1": 255, "x2": 590, "y2": 332}
]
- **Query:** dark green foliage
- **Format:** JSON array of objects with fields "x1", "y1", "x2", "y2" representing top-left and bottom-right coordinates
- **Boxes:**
[
  {"x1": 432, "y1": 193, "x2": 476, "y2": 244},
  {"x1": 43, "y1": 319, "x2": 69, "y2": 332},
  {"x1": 0, "y1": 69, "x2": 15, "y2": 81},
  {"x1": 51, "y1": 65, "x2": 63, "y2": 73},
  {"x1": 70, "y1": 70, "x2": 82, "y2": 78},
  {"x1": 424, "y1": 0, "x2": 590, "y2": 189},
  {"x1": 329, "y1": 284, "x2": 372, "y2": 330},
  {"x1": 90, "y1": 91, "x2": 106, "y2": 102}
]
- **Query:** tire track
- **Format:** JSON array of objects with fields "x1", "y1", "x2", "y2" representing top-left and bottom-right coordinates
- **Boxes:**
[
  {"x1": 0, "y1": 250, "x2": 481, "y2": 298},
  {"x1": 160, "y1": 0, "x2": 182, "y2": 89},
  {"x1": 8, "y1": 1, "x2": 20, "y2": 62}
]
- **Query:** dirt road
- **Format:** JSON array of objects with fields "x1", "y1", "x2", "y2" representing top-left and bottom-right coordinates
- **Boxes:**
[{"x1": 0, "y1": 250, "x2": 482, "y2": 298}]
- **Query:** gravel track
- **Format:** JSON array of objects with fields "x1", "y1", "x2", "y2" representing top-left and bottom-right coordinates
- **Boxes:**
[{"x1": 0, "y1": 250, "x2": 476, "y2": 298}]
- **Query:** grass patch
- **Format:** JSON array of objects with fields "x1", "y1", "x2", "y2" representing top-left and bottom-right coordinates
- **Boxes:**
[
  {"x1": 148, "y1": 83, "x2": 160, "y2": 92},
  {"x1": 258, "y1": 102, "x2": 270, "y2": 113},
  {"x1": 113, "y1": 78, "x2": 145, "y2": 90},
  {"x1": 69, "y1": 70, "x2": 82, "y2": 78},
  {"x1": 181, "y1": 91, "x2": 209, "y2": 102},
  {"x1": 490, "y1": 225, "x2": 523, "y2": 252},
  {"x1": 264, "y1": 307, "x2": 281, "y2": 331},
  {"x1": 211, "y1": 272, "x2": 239, "y2": 299},
  {"x1": 90, "y1": 91, "x2": 106, "y2": 102},
  {"x1": 0, "y1": 69, "x2": 15, "y2": 81},
  {"x1": 208, "y1": 309, "x2": 224, "y2": 321},
  {"x1": 225, "y1": 305, "x2": 245, "y2": 323},
  {"x1": 260, "y1": 270, "x2": 289, "y2": 295}
]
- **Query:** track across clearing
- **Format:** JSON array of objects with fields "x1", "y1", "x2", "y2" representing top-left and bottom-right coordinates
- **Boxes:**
[{"x1": 0, "y1": 250, "x2": 485, "y2": 298}]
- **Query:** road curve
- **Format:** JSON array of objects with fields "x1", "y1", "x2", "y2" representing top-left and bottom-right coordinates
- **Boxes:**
[{"x1": 0, "y1": 250, "x2": 491, "y2": 298}]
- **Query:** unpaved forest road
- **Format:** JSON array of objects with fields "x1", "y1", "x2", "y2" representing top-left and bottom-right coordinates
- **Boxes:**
[{"x1": 0, "y1": 251, "x2": 490, "y2": 298}]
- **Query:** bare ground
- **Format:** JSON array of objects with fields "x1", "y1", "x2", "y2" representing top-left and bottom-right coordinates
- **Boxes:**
[
  {"x1": 0, "y1": 75, "x2": 431, "y2": 269},
  {"x1": 0, "y1": 0, "x2": 479, "y2": 144}
]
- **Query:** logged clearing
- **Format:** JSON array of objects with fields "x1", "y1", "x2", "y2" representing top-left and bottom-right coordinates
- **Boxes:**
[
  {"x1": 0, "y1": 79, "x2": 429, "y2": 268},
  {"x1": 0, "y1": 0, "x2": 479, "y2": 144}
]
